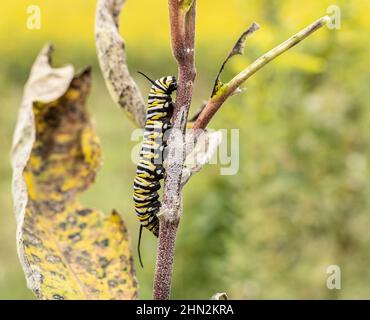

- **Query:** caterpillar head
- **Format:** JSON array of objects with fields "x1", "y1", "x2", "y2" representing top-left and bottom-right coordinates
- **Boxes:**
[
  {"x1": 163, "y1": 76, "x2": 177, "y2": 94},
  {"x1": 138, "y1": 72, "x2": 177, "y2": 95}
]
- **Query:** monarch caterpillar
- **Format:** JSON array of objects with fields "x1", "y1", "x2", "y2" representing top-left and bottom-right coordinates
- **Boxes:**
[{"x1": 133, "y1": 73, "x2": 177, "y2": 266}]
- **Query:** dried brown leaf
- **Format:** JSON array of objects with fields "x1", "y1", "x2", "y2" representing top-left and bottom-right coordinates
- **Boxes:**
[
  {"x1": 211, "y1": 292, "x2": 228, "y2": 300},
  {"x1": 95, "y1": 0, "x2": 146, "y2": 127},
  {"x1": 181, "y1": 130, "x2": 222, "y2": 187},
  {"x1": 211, "y1": 22, "x2": 260, "y2": 97},
  {"x1": 11, "y1": 44, "x2": 138, "y2": 300}
]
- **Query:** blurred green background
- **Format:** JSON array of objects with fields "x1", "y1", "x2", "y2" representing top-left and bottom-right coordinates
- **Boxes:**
[{"x1": 1, "y1": 0, "x2": 370, "y2": 299}]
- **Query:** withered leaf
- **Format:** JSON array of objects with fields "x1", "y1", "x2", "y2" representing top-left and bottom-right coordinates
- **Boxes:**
[
  {"x1": 11, "y1": 44, "x2": 138, "y2": 300},
  {"x1": 210, "y1": 292, "x2": 228, "y2": 300},
  {"x1": 229, "y1": 22, "x2": 260, "y2": 58},
  {"x1": 211, "y1": 22, "x2": 260, "y2": 97},
  {"x1": 182, "y1": 130, "x2": 222, "y2": 187},
  {"x1": 95, "y1": 0, "x2": 146, "y2": 127}
]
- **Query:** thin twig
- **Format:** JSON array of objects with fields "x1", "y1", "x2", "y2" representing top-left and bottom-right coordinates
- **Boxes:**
[
  {"x1": 193, "y1": 15, "x2": 331, "y2": 131},
  {"x1": 152, "y1": 218, "x2": 179, "y2": 300},
  {"x1": 153, "y1": 0, "x2": 196, "y2": 300}
]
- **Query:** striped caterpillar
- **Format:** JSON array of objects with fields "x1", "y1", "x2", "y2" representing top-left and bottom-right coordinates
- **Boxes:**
[{"x1": 133, "y1": 73, "x2": 177, "y2": 265}]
